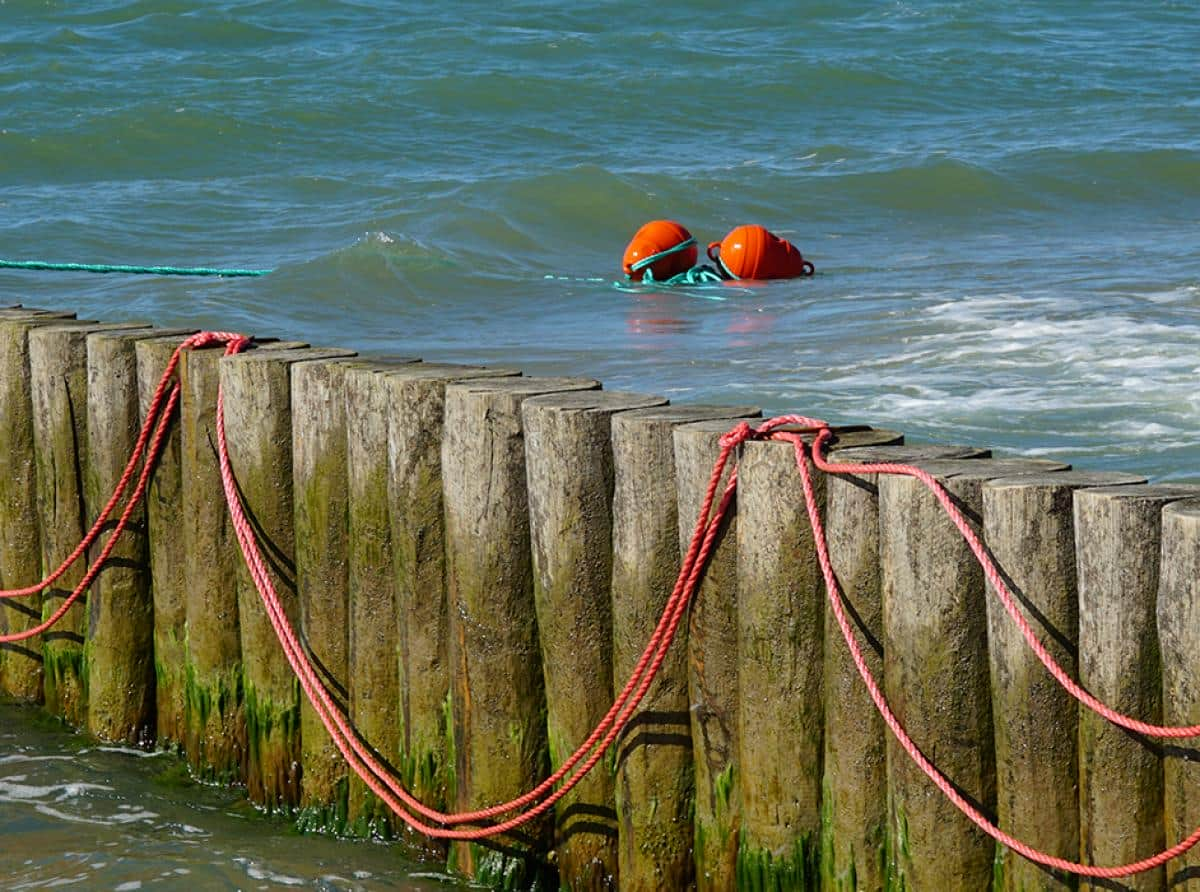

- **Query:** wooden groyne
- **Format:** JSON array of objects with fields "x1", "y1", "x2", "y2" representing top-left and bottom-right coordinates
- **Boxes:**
[{"x1": 2, "y1": 304, "x2": 1200, "y2": 891}]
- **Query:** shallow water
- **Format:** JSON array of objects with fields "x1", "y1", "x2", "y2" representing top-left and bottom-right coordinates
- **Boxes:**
[{"x1": 0, "y1": 699, "x2": 462, "y2": 890}]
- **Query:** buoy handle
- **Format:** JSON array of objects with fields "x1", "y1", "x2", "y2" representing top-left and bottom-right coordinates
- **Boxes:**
[
  {"x1": 707, "y1": 241, "x2": 721, "y2": 262},
  {"x1": 801, "y1": 259, "x2": 815, "y2": 276}
]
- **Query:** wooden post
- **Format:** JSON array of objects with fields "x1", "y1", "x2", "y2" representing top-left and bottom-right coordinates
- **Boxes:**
[
  {"x1": 344, "y1": 361, "x2": 398, "y2": 836},
  {"x1": 84, "y1": 327, "x2": 192, "y2": 744},
  {"x1": 340, "y1": 359, "x2": 433, "y2": 838},
  {"x1": 672, "y1": 417, "x2": 747, "y2": 892},
  {"x1": 0, "y1": 310, "x2": 75, "y2": 702},
  {"x1": 292, "y1": 357, "x2": 408, "y2": 833},
  {"x1": 983, "y1": 471, "x2": 1144, "y2": 892},
  {"x1": 1074, "y1": 483, "x2": 1200, "y2": 892},
  {"x1": 734, "y1": 427, "x2": 901, "y2": 890},
  {"x1": 135, "y1": 333, "x2": 197, "y2": 749},
  {"x1": 878, "y1": 457, "x2": 1067, "y2": 891},
  {"x1": 1158, "y1": 499, "x2": 1200, "y2": 888},
  {"x1": 819, "y1": 443, "x2": 990, "y2": 892},
  {"x1": 385, "y1": 364, "x2": 518, "y2": 838},
  {"x1": 220, "y1": 346, "x2": 356, "y2": 812},
  {"x1": 442, "y1": 375, "x2": 597, "y2": 887},
  {"x1": 179, "y1": 338, "x2": 306, "y2": 784},
  {"x1": 28, "y1": 321, "x2": 151, "y2": 725},
  {"x1": 522, "y1": 390, "x2": 669, "y2": 890},
  {"x1": 610, "y1": 405, "x2": 760, "y2": 892}
]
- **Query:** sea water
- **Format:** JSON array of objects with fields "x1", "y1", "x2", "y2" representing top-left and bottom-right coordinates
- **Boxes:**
[{"x1": 1, "y1": 1, "x2": 1198, "y2": 886}]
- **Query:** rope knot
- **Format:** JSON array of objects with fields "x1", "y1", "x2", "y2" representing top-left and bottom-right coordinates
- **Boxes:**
[{"x1": 718, "y1": 420, "x2": 755, "y2": 449}]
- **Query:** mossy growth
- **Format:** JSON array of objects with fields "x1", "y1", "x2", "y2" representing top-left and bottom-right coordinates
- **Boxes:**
[
  {"x1": 736, "y1": 834, "x2": 820, "y2": 892},
  {"x1": 397, "y1": 745, "x2": 445, "y2": 811},
  {"x1": 819, "y1": 779, "x2": 887, "y2": 892},
  {"x1": 714, "y1": 762, "x2": 736, "y2": 819},
  {"x1": 43, "y1": 638, "x2": 87, "y2": 712},
  {"x1": 242, "y1": 677, "x2": 301, "y2": 767},
  {"x1": 347, "y1": 793, "x2": 397, "y2": 841},
  {"x1": 294, "y1": 776, "x2": 351, "y2": 836},
  {"x1": 883, "y1": 805, "x2": 910, "y2": 892},
  {"x1": 152, "y1": 759, "x2": 195, "y2": 790},
  {"x1": 182, "y1": 659, "x2": 244, "y2": 786},
  {"x1": 183, "y1": 659, "x2": 243, "y2": 734},
  {"x1": 468, "y1": 845, "x2": 553, "y2": 892}
]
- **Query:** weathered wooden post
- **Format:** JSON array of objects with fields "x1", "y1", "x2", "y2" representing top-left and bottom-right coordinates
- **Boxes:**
[
  {"x1": 292, "y1": 357, "x2": 395, "y2": 833},
  {"x1": 179, "y1": 338, "x2": 305, "y2": 783},
  {"x1": 0, "y1": 309, "x2": 75, "y2": 702},
  {"x1": 441, "y1": 375, "x2": 597, "y2": 886},
  {"x1": 85, "y1": 327, "x2": 192, "y2": 744},
  {"x1": 1074, "y1": 483, "x2": 1200, "y2": 892},
  {"x1": 735, "y1": 426, "x2": 901, "y2": 890},
  {"x1": 609, "y1": 405, "x2": 759, "y2": 892},
  {"x1": 135, "y1": 333, "x2": 196, "y2": 748},
  {"x1": 878, "y1": 457, "x2": 1066, "y2": 890},
  {"x1": 221, "y1": 346, "x2": 356, "y2": 812},
  {"x1": 982, "y1": 470, "x2": 1144, "y2": 892},
  {"x1": 672, "y1": 417, "x2": 745, "y2": 892},
  {"x1": 385, "y1": 364, "x2": 518, "y2": 834},
  {"x1": 1158, "y1": 499, "x2": 1200, "y2": 888},
  {"x1": 522, "y1": 390, "x2": 669, "y2": 890},
  {"x1": 820, "y1": 442, "x2": 989, "y2": 891},
  {"x1": 342, "y1": 359, "x2": 434, "y2": 838},
  {"x1": 28, "y1": 321, "x2": 151, "y2": 725}
]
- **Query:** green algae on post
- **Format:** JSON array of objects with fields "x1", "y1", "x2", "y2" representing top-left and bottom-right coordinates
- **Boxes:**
[
  {"x1": 291, "y1": 357, "x2": 371, "y2": 832},
  {"x1": 820, "y1": 443, "x2": 988, "y2": 892},
  {"x1": 672, "y1": 419, "x2": 744, "y2": 892},
  {"x1": 180, "y1": 342, "x2": 251, "y2": 783},
  {"x1": 29, "y1": 321, "x2": 151, "y2": 726},
  {"x1": 441, "y1": 376, "x2": 598, "y2": 882},
  {"x1": 1075, "y1": 484, "x2": 1200, "y2": 892},
  {"x1": 384, "y1": 364, "x2": 518, "y2": 830},
  {"x1": 1158, "y1": 499, "x2": 1200, "y2": 887},
  {"x1": 135, "y1": 334, "x2": 197, "y2": 749},
  {"x1": 522, "y1": 390, "x2": 668, "y2": 890},
  {"x1": 221, "y1": 346, "x2": 357, "y2": 812},
  {"x1": 879, "y1": 458, "x2": 1067, "y2": 891},
  {"x1": 344, "y1": 362, "x2": 404, "y2": 839},
  {"x1": 983, "y1": 471, "x2": 1143, "y2": 892},
  {"x1": 609, "y1": 405, "x2": 760, "y2": 892},
  {"x1": 178, "y1": 338, "x2": 307, "y2": 782},
  {"x1": 0, "y1": 310, "x2": 75, "y2": 703},
  {"x1": 735, "y1": 834, "x2": 819, "y2": 892},
  {"x1": 86, "y1": 328, "x2": 192, "y2": 745}
]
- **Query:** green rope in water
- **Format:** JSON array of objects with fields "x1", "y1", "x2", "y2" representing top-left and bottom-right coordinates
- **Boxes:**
[{"x1": 0, "y1": 259, "x2": 272, "y2": 277}]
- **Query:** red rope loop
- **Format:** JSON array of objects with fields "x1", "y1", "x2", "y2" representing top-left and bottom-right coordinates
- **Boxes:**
[
  {"x1": 213, "y1": 379, "x2": 744, "y2": 838},
  {"x1": 799, "y1": 425, "x2": 1200, "y2": 877}
]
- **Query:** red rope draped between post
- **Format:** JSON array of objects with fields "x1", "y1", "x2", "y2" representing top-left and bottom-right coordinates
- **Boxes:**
[{"x1": 2, "y1": 333, "x2": 1198, "y2": 875}]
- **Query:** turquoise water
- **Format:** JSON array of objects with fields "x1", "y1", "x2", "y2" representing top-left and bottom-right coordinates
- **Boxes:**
[
  {"x1": 0, "y1": 699, "x2": 460, "y2": 889},
  {"x1": 2, "y1": 1, "x2": 1197, "y2": 481},
  {"x1": 1, "y1": 2, "x2": 1198, "y2": 884}
]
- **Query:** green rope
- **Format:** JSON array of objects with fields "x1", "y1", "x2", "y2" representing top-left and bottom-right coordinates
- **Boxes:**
[
  {"x1": 655, "y1": 264, "x2": 727, "y2": 286},
  {"x1": 0, "y1": 259, "x2": 272, "y2": 277}
]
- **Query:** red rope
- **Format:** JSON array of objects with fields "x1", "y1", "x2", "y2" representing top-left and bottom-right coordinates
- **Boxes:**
[
  {"x1": 0, "y1": 331, "x2": 239, "y2": 640},
  {"x1": 213, "y1": 338, "x2": 744, "y2": 837},
  {"x1": 740, "y1": 417, "x2": 1200, "y2": 878}
]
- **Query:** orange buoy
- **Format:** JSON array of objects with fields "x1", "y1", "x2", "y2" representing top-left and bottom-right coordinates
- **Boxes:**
[
  {"x1": 706, "y1": 225, "x2": 815, "y2": 280},
  {"x1": 622, "y1": 220, "x2": 699, "y2": 281}
]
